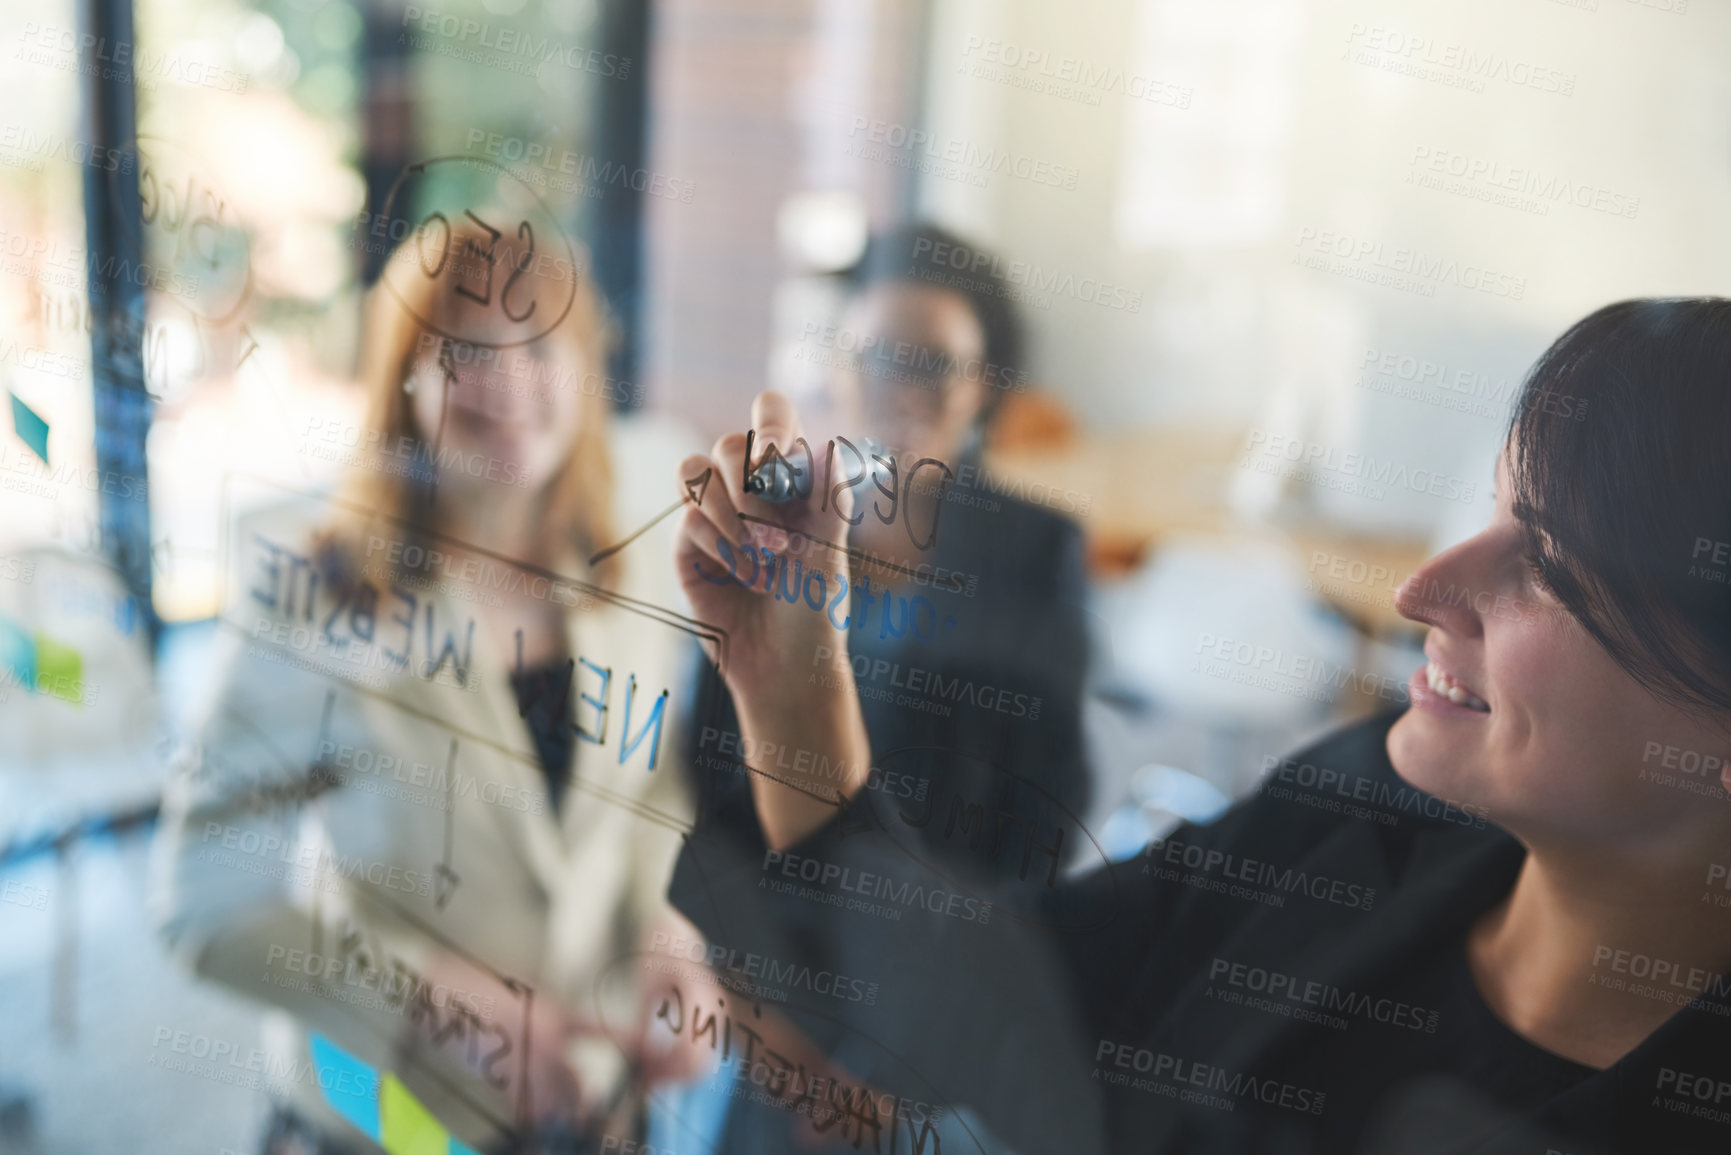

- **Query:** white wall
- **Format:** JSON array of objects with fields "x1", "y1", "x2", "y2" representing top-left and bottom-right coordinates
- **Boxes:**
[{"x1": 916, "y1": 0, "x2": 1730, "y2": 536}]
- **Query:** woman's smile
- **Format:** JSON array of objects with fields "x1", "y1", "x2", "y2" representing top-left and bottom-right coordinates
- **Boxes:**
[{"x1": 1413, "y1": 650, "x2": 1491, "y2": 715}]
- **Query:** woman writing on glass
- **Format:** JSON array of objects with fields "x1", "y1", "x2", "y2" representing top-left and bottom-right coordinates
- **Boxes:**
[{"x1": 663, "y1": 298, "x2": 1731, "y2": 1154}]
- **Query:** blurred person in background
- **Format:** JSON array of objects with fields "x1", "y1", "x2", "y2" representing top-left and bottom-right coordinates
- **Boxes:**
[
  {"x1": 667, "y1": 298, "x2": 1731, "y2": 1154},
  {"x1": 677, "y1": 223, "x2": 1093, "y2": 1152},
  {"x1": 151, "y1": 219, "x2": 703, "y2": 1155},
  {"x1": 698, "y1": 222, "x2": 1091, "y2": 873},
  {"x1": 829, "y1": 223, "x2": 1092, "y2": 848}
]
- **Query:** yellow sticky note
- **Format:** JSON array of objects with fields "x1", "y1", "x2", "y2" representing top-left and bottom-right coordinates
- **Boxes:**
[{"x1": 379, "y1": 1073, "x2": 448, "y2": 1155}]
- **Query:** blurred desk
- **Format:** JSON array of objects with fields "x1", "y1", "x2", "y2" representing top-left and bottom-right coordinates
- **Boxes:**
[
  {"x1": 987, "y1": 427, "x2": 1240, "y2": 556},
  {"x1": 1287, "y1": 530, "x2": 1430, "y2": 638},
  {"x1": 989, "y1": 428, "x2": 1430, "y2": 638}
]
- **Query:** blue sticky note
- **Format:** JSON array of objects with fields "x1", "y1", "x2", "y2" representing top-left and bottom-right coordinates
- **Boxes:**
[
  {"x1": 9, "y1": 393, "x2": 48, "y2": 464},
  {"x1": 448, "y1": 1138, "x2": 484, "y2": 1155},
  {"x1": 309, "y1": 1032, "x2": 382, "y2": 1142},
  {"x1": 0, "y1": 616, "x2": 35, "y2": 689}
]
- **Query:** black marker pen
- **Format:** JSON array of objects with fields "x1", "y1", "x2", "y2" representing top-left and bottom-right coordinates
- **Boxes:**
[
  {"x1": 745, "y1": 453, "x2": 800, "y2": 503},
  {"x1": 747, "y1": 436, "x2": 891, "y2": 503}
]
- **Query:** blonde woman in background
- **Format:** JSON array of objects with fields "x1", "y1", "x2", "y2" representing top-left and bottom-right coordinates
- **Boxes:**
[{"x1": 151, "y1": 218, "x2": 703, "y2": 1155}]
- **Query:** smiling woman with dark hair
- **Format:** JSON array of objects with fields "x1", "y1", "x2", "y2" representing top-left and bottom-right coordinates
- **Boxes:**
[{"x1": 660, "y1": 298, "x2": 1731, "y2": 1154}]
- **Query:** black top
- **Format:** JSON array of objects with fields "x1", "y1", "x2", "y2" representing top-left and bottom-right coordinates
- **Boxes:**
[
  {"x1": 1282, "y1": 938, "x2": 1595, "y2": 1152},
  {"x1": 844, "y1": 483, "x2": 1092, "y2": 881},
  {"x1": 509, "y1": 656, "x2": 575, "y2": 815},
  {"x1": 684, "y1": 488, "x2": 1092, "y2": 884},
  {"x1": 668, "y1": 711, "x2": 1731, "y2": 1154}
]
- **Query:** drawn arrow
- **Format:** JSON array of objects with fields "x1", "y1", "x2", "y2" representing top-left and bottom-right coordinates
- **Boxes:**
[
  {"x1": 434, "y1": 738, "x2": 461, "y2": 910},
  {"x1": 235, "y1": 325, "x2": 260, "y2": 374},
  {"x1": 586, "y1": 467, "x2": 713, "y2": 568}
]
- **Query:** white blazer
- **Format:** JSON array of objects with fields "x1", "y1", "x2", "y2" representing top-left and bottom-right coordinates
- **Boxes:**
[{"x1": 150, "y1": 484, "x2": 704, "y2": 1151}]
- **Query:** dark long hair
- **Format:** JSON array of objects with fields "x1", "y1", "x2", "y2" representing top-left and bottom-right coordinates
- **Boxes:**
[{"x1": 1507, "y1": 298, "x2": 1731, "y2": 715}]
